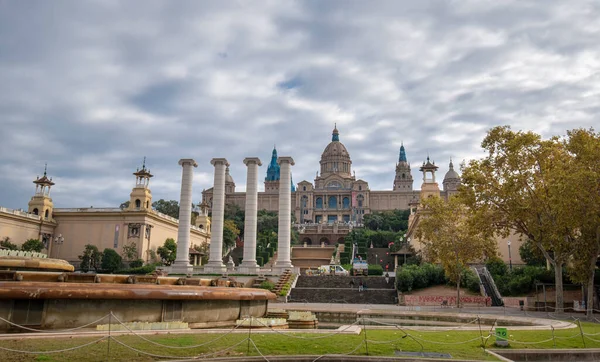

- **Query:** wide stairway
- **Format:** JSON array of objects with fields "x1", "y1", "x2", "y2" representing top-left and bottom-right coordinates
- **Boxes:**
[{"x1": 289, "y1": 275, "x2": 397, "y2": 304}]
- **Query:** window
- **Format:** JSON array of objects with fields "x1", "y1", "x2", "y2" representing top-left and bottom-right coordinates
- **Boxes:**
[
  {"x1": 135, "y1": 199, "x2": 141, "y2": 208},
  {"x1": 32, "y1": 208, "x2": 38, "y2": 215},
  {"x1": 342, "y1": 197, "x2": 350, "y2": 209},
  {"x1": 315, "y1": 197, "x2": 323, "y2": 209},
  {"x1": 303, "y1": 186, "x2": 306, "y2": 191},
  {"x1": 358, "y1": 185, "x2": 362, "y2": 191},
  {"x1": 328, "y1": 196, "x2": 337, "y2": 209},
  {"x1": 357, "y1": 195, "x2": 364, "y2": 208},
  {"x1": 44, "y1": 209, "x2": 49, "y2": 218}
]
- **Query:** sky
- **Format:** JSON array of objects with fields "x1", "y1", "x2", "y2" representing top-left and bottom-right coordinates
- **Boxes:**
[{"x1": 0, "y1": 0, "x2": 599, "y2": 210}]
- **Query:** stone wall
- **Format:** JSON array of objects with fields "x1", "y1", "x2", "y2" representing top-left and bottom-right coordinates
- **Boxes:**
[{"x1": 290, "y1": 275, "x2": 397, "y2": 304}]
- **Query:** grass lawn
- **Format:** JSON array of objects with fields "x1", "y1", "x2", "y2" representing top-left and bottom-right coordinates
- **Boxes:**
[{"x1": 1, "y1": 322, "x2": 599, "y2": 361}]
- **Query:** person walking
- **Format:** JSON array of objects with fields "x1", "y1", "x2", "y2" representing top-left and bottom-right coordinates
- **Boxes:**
[
  {"x1": 358, "y1": 279, "x2": 364, "y2": 292},
  {"x1": 349, "y1": 278, "x2": 355, "y2": 289},
  {"x1": 385, "y1": 272, "x2": 390, "y2": 284}
]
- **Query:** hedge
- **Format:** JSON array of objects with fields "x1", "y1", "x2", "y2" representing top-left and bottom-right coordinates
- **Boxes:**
[{"x1": 368, "y1": 264, "x2": 383, "y2": 276}]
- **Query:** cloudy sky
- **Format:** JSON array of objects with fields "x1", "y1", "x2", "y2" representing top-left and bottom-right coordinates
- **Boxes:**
[{"x1": 1, "y1": 0, "x2": 598, "y2": 210}]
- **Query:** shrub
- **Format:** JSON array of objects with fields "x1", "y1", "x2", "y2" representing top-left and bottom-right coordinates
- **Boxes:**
[
  {"x1": 129, "y1": 259, "x2": 144, "y2": 268},
  {"x1": 259, "y1": 280, "x2": 274, "y2": 291},
  {"x1": 462, "y1": 268, "x2": 481, "y2": 294},
  {"x1": 256, "y1": 256, "x2": 264, "y2": 266},
  {"x1": 0, "y1": 237, "x2": 18, "y2": 250},
  {"x1": 411, "y1": 266, "x2": 428, "y2": 289},
  {"x1": 22, "y1": 239, "x2": 44, "y2": 252},
  {"x1": 340, "y1": 252, "x2": 350, "y2": 265},
  {"x1": 486, "y1": 257, "x2": 508, "y2": 277},
  {"x1": 101, "y1": 248, "x2": 123, "y2": 273},
  {"x1": 396, "y1": 269, "x2": 414, "y2": 292},
  {"x1": 368, "y1": 264, "x2": 383, "y2": 276},
  {"x1": 116, "y1": 264, "x2": 156, "y2": 275}
]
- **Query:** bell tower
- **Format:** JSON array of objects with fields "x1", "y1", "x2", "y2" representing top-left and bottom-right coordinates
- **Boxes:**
[
  {"x1": 393, "y1": 143, "x2": 413, "y2": 191},
  {"x1": 128, "y1": 158, "x2": 153, "y2": 211},
  {"x1": 28, "y1": 164, "x2": 55, "y2": 220},
  {"x1": 195, "y1": 199, "x2": 211, "y2": 233},
  {"x1": 419, "y1": 156, "x2": 440, "y2": 199}
]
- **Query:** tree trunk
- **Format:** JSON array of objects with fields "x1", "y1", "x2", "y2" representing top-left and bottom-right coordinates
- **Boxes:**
[
  {"x1": 456, "y1": 275, "x2": 461, "y2": 308},
  {"x1": 554, "y1": 263, "x2": 564, "y2": 312},
  {"x1": 590, "y1": 228, "x2": 600, "y2": 318}
]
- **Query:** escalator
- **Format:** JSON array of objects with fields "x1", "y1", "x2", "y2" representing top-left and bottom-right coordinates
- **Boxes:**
[{"x1": 476, "y1": 267, "x2": 504, "y2": 306}]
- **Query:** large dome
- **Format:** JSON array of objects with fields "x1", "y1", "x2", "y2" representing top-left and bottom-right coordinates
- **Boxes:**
[
  {"x1": 319, "y1": 125, "x2": 352, "y2": 177},
  {"x1": 443, "y1": 160, "x2": 460, "y2": 181}
]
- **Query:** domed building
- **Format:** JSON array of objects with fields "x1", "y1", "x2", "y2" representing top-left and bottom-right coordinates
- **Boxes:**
[{"x1": 201, "y1": 125, "x2": 460, "y2": 245}]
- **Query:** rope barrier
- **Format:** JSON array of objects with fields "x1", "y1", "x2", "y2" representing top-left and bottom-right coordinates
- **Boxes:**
[
  {"x1": 0, "y1": 336, "x2": 107, "y2": 354},
  {"x1": 252, "y1": 317, "x2": 362, "y2": 339},
  {"x1": 109, "y1": 312, "x2": 243, "y2": 349},
  {"x1": 0, "y1": 314, "x2": 110, "y2": 333}
]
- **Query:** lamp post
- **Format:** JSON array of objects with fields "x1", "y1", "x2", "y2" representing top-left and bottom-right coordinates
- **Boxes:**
[
  {"x1": 54, "y1": 234, "x2": 64, "y2": 259},
  {"x1": 507, "y1": 240, "x2": 512, "y2": 271}
]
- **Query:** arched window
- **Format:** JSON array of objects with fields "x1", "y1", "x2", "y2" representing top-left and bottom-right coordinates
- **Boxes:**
[
  {"x1": 342, "y1": 197, "x2": 350, "y2": 209},
  {"x1": 328, "y1": 196, "x2": 337, "y2": 209},
  {"x1": 33, "y1": 208, "x2": 39, "y2": 215},
  {"x1": 316, "y1": 197, "x2": 323, "y2": 209},
  {"x1": 402, "y1": 173, "x2": 405, "y2": 179},
  {"x1": 301, "y1": 195, "x2": 308, "y2": 208},
  {"x1": 146, "y1": 201, "x2": 150, "y2": 208},
  {"x1": 357, "y1": 194, "x2": 364, "y2": 208},
  {"x1": 358, "y1": 185, "x2": 362, "y2": 191},
  {"x1": 303, "y1": 186, "x2": 306, "y2": 191},
  {"x1": 135, "y1": 199, "x2": 141, "y2": 208},
  {"x1": 44, "y1": 209, "x2": 49, "y2": 218}
]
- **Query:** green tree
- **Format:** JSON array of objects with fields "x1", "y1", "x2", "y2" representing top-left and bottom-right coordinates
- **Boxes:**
[
  {"x1": 224, "y1": 203, "x2": 245, "y2": 236},
  {"x1": 21, "y1": 239, "x2": 45, "y2": 252},
  {"x1": 152, "y1": 199, "x2": 180, "y2": 218},
  {"x1": 519, "y1": 239, "x2": 546, "y2": 266},
  {"x1": 78, "y1": 244, "x2": 102, "y2": 272},
  {"x1": 364, "y1": 214, "x2": 384, "y2": 230},
  {"x1": 460, "y1": 126, "x2": 576, "y2": 310},
  {"x1": 101, "y1": 248, "x2": 122, "y2": 273},
  {"x1": 415, "y1": 196, "x2": 496, "y2": 307},
  {"x1": 0, "y1": 237, "x2": 18, "y2": 250},
  {"x1": 223, "y1": 219, "x2": 240, "y2": 252},
  {"x1": 157, "y1": 238, "x2": 177, "y2": 266},
  {"x1": 121, "y1": 242, "x2": 138, "y2": 261},
  {"x1": 193, "y1": 242, "x2": 210, "y2": 265},
  {"x1": 558, "y1": 129, "x2": 600, "y2": 317}
]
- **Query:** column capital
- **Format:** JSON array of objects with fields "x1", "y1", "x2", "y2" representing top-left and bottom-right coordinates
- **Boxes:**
[
  {"x1": 210, "y1": 158, "x2": 230, "y2": 167},
  {"x1": 277, "y1": 156, "x2": 295, "y2": 166},
  {"x1": 178, "y1": 159, "x2": 198, "y2": 167},
  {"x1": 243, "y1": 157, "x2": 262, "y2": 166}
]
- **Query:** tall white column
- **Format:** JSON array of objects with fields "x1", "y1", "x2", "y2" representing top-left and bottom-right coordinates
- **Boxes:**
[
  {"x1": 172, "y1": 158, "x2": 198, "y2": 274},
  {"x1": 239, "y1": 157, "x2": 262, "y2": 273},
  {"x1": 205, "y1": 158, "x2": 229, "y2": 273},
  {"x1": 274, "y1": 156, "x2": 295, "y2": 272}
]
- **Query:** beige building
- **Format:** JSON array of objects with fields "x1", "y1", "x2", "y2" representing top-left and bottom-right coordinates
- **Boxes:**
[
  {"x1": 202, "y1": 126, "x2": 461, "y2": 244},
  {"x1": 0, "y1": 162, "x2": 210, "y2": 267}
]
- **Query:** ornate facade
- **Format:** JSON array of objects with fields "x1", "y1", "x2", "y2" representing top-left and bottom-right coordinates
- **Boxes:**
[{"x1": 201, "y1": 126, "x2": 462, "y2": 244}]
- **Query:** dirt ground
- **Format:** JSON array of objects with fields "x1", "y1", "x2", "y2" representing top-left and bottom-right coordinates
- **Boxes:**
[{"x1": 408, "y1": 285, "x2": 480, "y2": 296}]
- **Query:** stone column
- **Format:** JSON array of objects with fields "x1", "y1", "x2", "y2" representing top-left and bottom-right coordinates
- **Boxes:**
[
  {"x1": 172, "y1": 158, "x2": 198, "y2": 274},
  {"x1": 273, "y1": 156, "x2": 295, "y2": 272},
  {"x1": 239, "y1": 157, "x2": 262, "y2": 273},
  {"x1": 204, "y1": 158, "x2": 229, "y2": 273}
]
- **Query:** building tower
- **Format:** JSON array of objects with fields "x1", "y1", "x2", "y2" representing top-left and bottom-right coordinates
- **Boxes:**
[
  {"x1": 419, "y1": 156, "x2": 440, "y2": 200},
  {"x1": 224, "y1": 167, "x2": 236, "y2": 194},
  {"x1": 264, "y1": 146, "x2": 296, "y2": 193},
  {"x1": 195, "y1": 199, "x2": 211, "y2": 233},
  {"x1": 318, "y1": 124, "x2": 352, "y2": 179},
  {"x1": 393, "y1": 143, "x2": 413, "y2": 191},
  {"x1": 127, "y1": 158, "x2": 153, "y2": 211},
  {"x1": 442, "y1": 159, "x2": 461, "y2": 199},
  {"x1": 28, "y1": 164, "x2": 55, "y2": 220}
]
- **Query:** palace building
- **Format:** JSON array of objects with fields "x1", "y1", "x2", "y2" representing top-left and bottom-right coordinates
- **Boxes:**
[{"x1": 0, "y1": 161, "x2": 210, "y2": 267}]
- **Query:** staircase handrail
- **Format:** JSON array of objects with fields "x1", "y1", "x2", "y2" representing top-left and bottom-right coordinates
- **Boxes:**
[
  {"x1": 482, "y1": 266, "x2": 503, "y2": 305},
  {"x1": 470, "y1": 266, "x2": 486, "y2": 297}
]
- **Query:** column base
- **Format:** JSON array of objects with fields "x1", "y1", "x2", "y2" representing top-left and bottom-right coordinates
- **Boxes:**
[
  {"x1": 272, "y1": 261, "x2": 293, "y2": 274},
  {"x1": 238, "y1": 262, "x2": 260, "y2": 275},
  {"x1": 171, "y1": 260, "x2": 193, "y2": 275},
  {"x1": 204, "y1": 260, "x2": 226, "y2": 274}
]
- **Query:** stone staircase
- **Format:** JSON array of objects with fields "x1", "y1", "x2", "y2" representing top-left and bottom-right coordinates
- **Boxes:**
[
  {"x1": 251, "y1": 275, "x2": 268, "y2": 288},
  {"x1": 272, "y1": 269, "x2": 293, "y2": 295},
  {"x1": 264, "y1": 251, "x2": 278, "y2": 268},
  {"x1": 289, "y1": 275, "x2": 398, "y2": 304}
]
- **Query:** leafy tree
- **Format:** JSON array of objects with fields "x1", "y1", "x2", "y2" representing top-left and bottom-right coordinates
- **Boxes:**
[
  {"x1": 558, "y1": 129, "x2": 600, "y2": 317},
  {"x1": 152, "y1": 199, "x2": 180, "y2": 218},
  {"x1": 193, "y1": 242, "x2": 210, "y2": 265},
  {"x1": 460, "y1": 126, "x2": 576, "y2": 310},
  {"x1": 78, "y1": 244, "x2": 102, "y2": 272},
  {"x1": 21, "y1": 239, "x2": 45, "y2": 252},
  {"x1": 224, "y1": 203, "x2": 245, "y2": 235},
  {"x1": 223, "y1": 219, "x2": 240, "y2": 252},
  {"x1": 121, "y1": 242, "x2": 138, "y2": 261},
  {"x1": 519, "y1": 239, "x2": 546, "y2": 266},
  {"x1": 0, "y1": 237, "x2": 18, "y2": 250},
  {"x1": 415, "y1": 195, "x2": 496, "y2": 307},
  {"x1": 119, "y1": 201, "x2": 130, "y2": 210},
  {"x1": 101, "y1": 248, "x2": 122, "y2": 273},
  {"x1": 257, "y1": 209, "x2": 278, "y2": 234},
  {"x1": 157, "y1": 238, "x2": 177, "y2": 266},
  {"x1": 364, "y1": 214, "x2": 384, "y2": 230}
]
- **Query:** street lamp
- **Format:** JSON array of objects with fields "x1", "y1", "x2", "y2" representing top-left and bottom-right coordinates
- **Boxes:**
[
  {"x1": 507, "y1": 240, "x2": 512, "y2": 271},
  {"x1": 54, "y1": 234, "x2": 64, "y2": 259}
]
